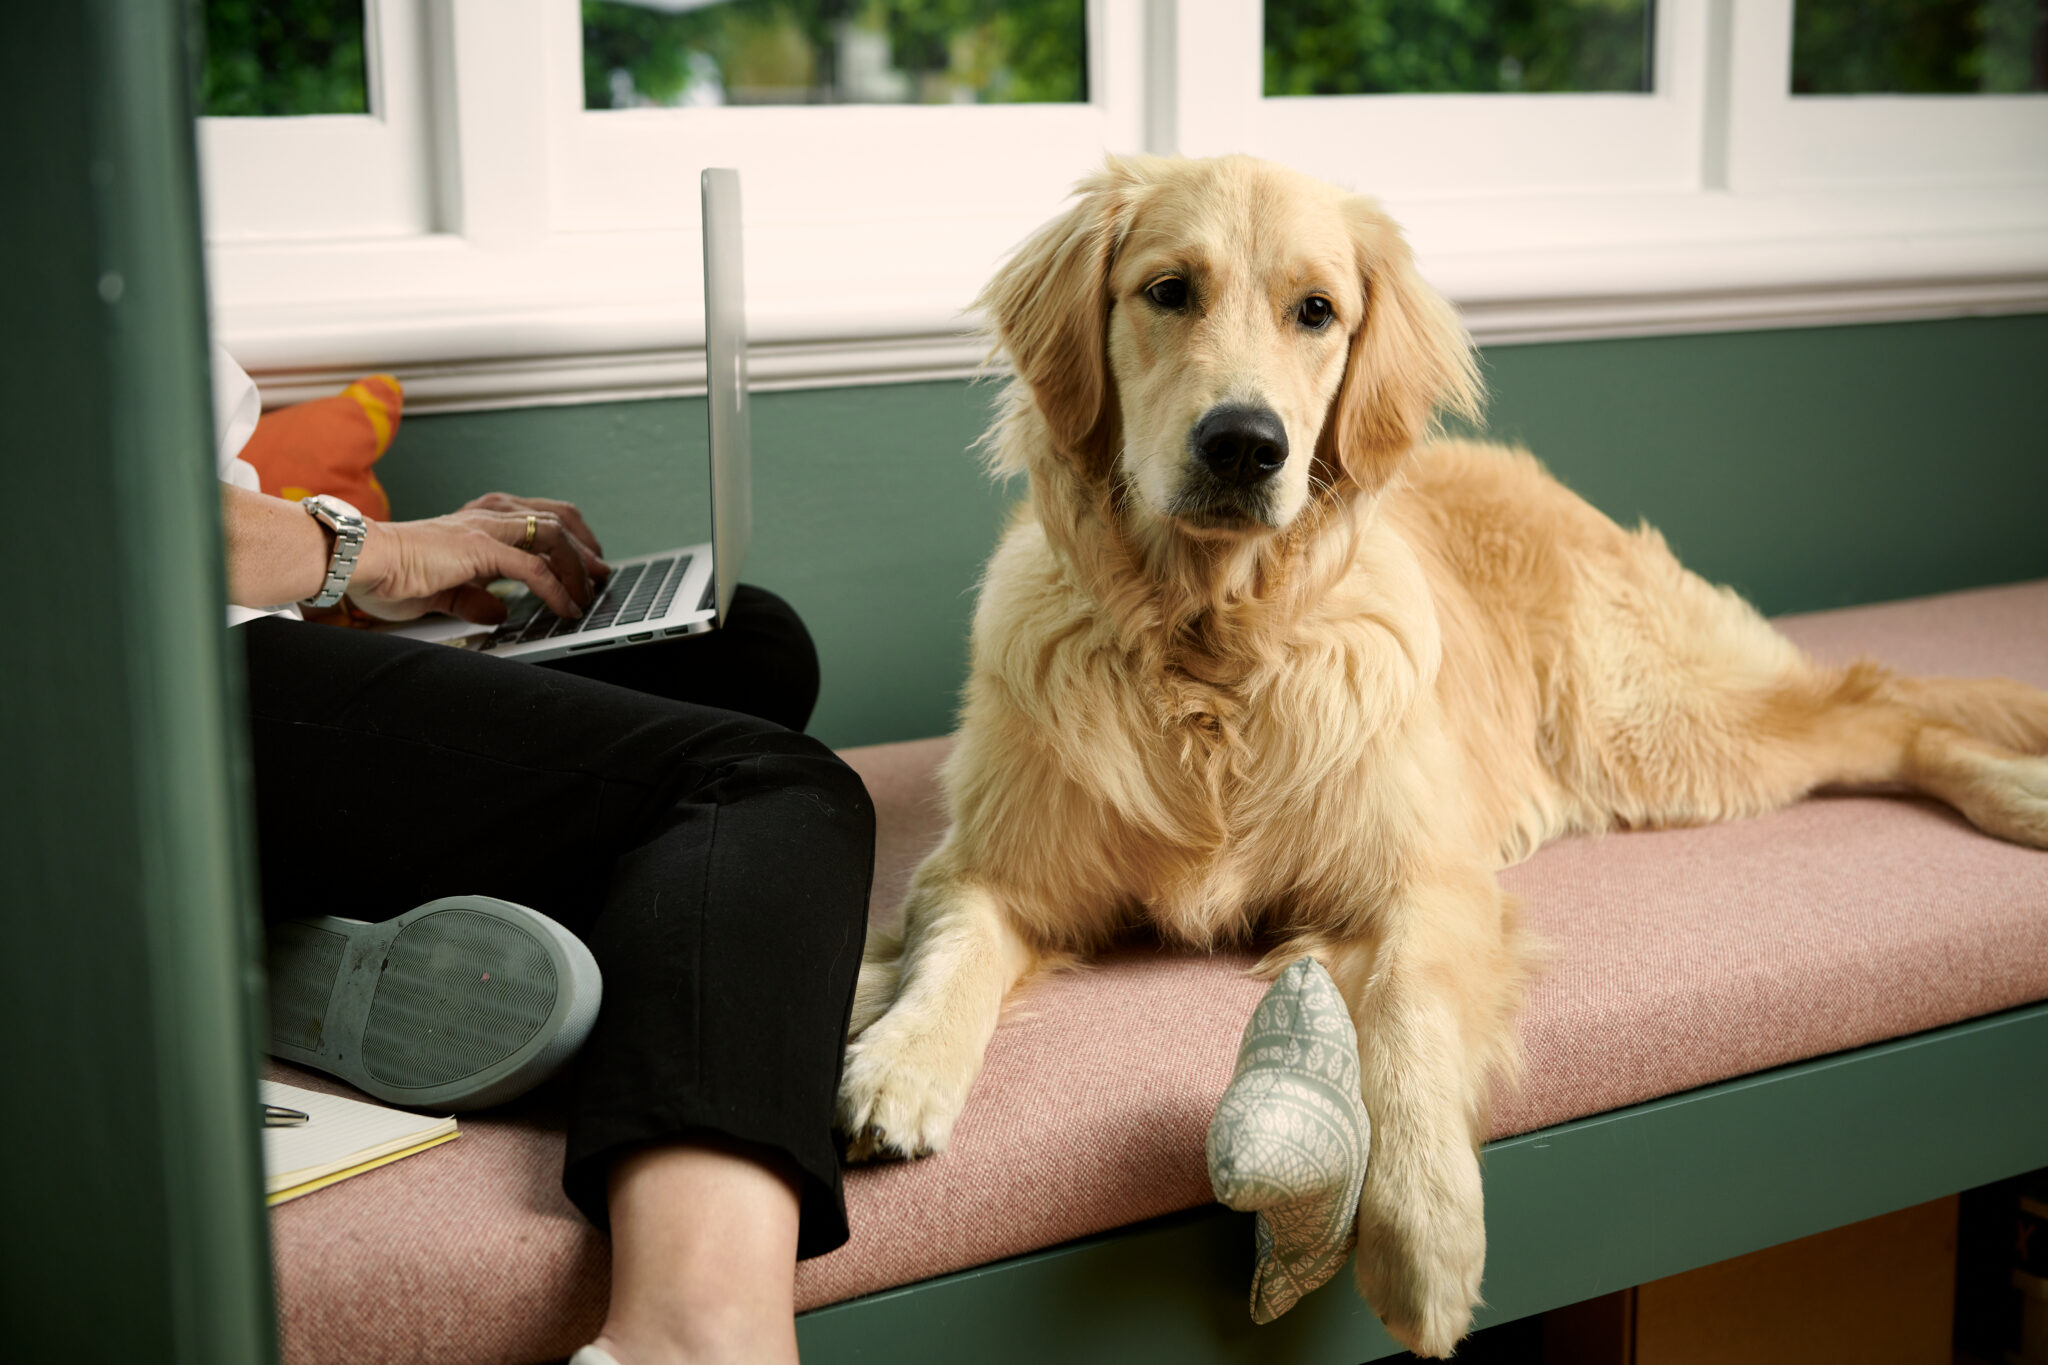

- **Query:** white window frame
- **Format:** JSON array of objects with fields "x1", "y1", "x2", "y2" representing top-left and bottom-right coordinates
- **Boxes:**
[
  {"x1": 198, "y1": 0, "x2": 436, "y2": 242},
  {"x1": 537, "y1": 0, "x2": 1145, "y2": 345},
  {"x1": 1187, "y1": 0, "x2": 1709, "y2": 198},
  {"x1": 202, "y1": 0, "x2": 2048, "y2": 414},
  {"x1": 548, "y1": 0, "x2": 1142, "y2": 233}
]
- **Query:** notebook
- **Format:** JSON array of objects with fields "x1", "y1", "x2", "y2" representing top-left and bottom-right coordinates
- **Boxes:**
[{"x1": 260, "y1": 1079, "x2": 459, "y2": 1207}]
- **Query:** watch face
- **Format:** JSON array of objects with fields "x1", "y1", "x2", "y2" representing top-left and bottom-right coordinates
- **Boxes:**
[{"x1": 307, "y1": 494, "x2": 365, "y2": 527}]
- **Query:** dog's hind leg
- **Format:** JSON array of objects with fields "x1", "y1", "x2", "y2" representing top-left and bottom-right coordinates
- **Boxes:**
[
  {"x1": 1596, "y1": 657, "x2": 2048, "y2": 849},
  {"x1": 836, "y1": 848, "x2": 1038, "y2": 1161},
  {"x1": 1886, "y1": 672, "x2": 2048, "y2": 847},
  {"x1": 1887, "y1": 671, "x2": 2048, "y2": 756}
]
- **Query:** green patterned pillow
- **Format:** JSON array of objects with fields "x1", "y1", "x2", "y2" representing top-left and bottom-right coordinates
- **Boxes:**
[{"x1": 1205, "y1": 956, "x2": 1372, "y2": 1323}]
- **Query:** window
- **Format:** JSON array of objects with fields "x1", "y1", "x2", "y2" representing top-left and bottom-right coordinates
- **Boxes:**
[
  {"x1": 198, "y1": 0, "x2": 433, "y2": 241},
  {"x1": 544, "y1": 1, "x2": 1136, "y2": 238},
  {"x1": 1144, "y1": 2, "x2": 1705, "y2": 214},
  {"x1": 1728, "y1": 0, "x2": 2048, "y2": 191},
  {"x1": 199, "y1": 0, "x2": 2048, "y2": 411}
]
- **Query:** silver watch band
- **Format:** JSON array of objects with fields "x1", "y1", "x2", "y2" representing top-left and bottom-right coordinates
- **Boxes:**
[{"x1": 300, "y1": 495, "x2": 367, "y2": 609}]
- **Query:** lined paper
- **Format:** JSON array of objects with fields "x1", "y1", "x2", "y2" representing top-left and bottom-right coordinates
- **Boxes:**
[{"x1": 260, "y1": 1080, "x2": 458, "y2": 1197}]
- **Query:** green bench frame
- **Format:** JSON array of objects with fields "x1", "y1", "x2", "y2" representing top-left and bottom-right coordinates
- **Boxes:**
[{"x1": 798, "y1": 1000, "x2": 2048, "y2": 1363}]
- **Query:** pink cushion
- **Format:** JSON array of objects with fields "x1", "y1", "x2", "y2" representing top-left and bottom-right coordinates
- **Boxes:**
[{"x1": 269, "y1": 580, "x2": 2048, "y2": 1365}]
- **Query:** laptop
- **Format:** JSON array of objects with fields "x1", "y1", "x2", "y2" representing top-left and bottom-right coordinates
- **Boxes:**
[{"x1": 387, "y1": 168, "x2": 751, "y2": 663}]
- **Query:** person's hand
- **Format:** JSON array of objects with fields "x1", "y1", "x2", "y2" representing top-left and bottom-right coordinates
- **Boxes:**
[{"x1": 348, "y1": 494, "x2": 610, "y2": 623}]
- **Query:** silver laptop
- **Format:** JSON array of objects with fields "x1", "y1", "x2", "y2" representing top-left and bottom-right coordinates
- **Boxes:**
[{"x1": 390, "y1": 169, "x2": 751, "y2": 663}]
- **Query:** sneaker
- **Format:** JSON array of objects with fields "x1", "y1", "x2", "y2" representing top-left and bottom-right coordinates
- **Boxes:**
[{"x1": 265, "y1": 894, "x2": 602, "y2": 1112}]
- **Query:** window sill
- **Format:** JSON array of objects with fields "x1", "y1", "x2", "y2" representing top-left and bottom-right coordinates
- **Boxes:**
[{"x1": 210, "y1": 181, "x2": 2048, "y2": 414}]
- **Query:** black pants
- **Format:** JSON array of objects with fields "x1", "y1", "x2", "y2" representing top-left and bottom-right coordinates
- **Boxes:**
[{"x1": 237, "y1": 586, "x2": 872, "y2": 1258}]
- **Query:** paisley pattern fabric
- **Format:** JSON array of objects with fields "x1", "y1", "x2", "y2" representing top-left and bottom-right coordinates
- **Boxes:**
[{"x1": 1205, "y1": 956, "x2": 1372, "y2": 1323}]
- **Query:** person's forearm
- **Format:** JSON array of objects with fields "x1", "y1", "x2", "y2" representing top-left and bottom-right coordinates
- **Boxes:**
[{"x1": 220, "y1": 484, "x2": 334, "y2": 608}]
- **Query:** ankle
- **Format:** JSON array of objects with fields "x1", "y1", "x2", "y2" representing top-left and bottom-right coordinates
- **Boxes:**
[{"x1": 592, "y1": 1306, "x2": 798, "y2": 1365}]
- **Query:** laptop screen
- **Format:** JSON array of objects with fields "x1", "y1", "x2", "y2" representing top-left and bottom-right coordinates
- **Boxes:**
[{"x1": 701, "y1": 168, "x2": 750, "y2": 628}]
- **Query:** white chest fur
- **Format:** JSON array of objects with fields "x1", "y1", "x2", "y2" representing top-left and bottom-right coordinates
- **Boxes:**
[{"x1": 954, "y1": 512, "x2": 1450, "y2": 947}]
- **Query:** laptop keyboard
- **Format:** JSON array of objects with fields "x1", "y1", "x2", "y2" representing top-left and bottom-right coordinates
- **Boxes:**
[{"x1": 485, "y1": 553, "x2": 693, "y2": 650}]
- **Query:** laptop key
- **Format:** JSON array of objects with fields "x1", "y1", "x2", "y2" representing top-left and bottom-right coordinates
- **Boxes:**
[
  {"x1": 649, "y1": 553, "x2": 693, "y2": 617},
  {"x1": 581, "y1": 568, "x2": 642, "y2": 632},
  {"x1": 616, "y1": 557, "x2": 677, "y2": 625},
  {"x1": 502, "y1": 594, "x2": 544, "y2": 629}
]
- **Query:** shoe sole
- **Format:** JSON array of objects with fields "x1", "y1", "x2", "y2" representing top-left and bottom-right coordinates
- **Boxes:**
[{"x1": 265, "y1": 894, "x2": 602, "y2": 1112}]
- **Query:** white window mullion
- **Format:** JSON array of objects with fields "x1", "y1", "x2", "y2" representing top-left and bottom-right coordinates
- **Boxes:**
[
  {"x1": 428, "y1": 0, "x2": 551, "y2": 247},
  {"x1": 1161, "y1": 0, "x2": 1262, "y2": 159}
]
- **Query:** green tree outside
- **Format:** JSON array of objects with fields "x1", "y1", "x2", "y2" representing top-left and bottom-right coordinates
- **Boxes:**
[
  {"x1": 581, "y1": 0, "x2": 1086, "y2": 108},
  {"x1": 1793, "y1": 0, "x2": 2048, "y2": 94},
  {"x1": 203, "y1": 0, "x2": 367, "y2": 117},
  {"x1": 1264, "y1": 0, "x2": 1653, "y2": 96}
]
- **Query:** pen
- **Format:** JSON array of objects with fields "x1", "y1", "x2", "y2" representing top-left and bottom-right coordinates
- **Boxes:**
[{"x1": 264, "y1": 1104, "x2": 310, "y2": 1127}]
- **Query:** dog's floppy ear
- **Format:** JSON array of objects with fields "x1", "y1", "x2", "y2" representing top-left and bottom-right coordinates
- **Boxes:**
[
  {"x1": 1317, "y1": 195, "x2": 1483, "y2": 494},
  {"x1": 978, "y1": 159, "x2": 1148, "y2": 472}
]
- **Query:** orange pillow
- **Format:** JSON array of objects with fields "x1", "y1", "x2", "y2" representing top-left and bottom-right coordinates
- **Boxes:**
[{"x1": 239, "y1": 374, "x2": 402, "y2": 521}]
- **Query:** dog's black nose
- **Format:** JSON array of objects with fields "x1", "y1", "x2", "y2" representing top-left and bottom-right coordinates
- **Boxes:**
[{"x1": 1192, "y1": 405, "x2": 1288, "y2": 487}]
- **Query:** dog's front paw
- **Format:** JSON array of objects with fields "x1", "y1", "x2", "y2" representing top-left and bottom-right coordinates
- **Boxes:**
[
  {"x1": 1352, "y1": 1146, "x2": 1486, "y2": 1358},
  {"x1": 835, "y1": 1013, "x2": 980, "y2": 1163},
  {"x1": 846, "y1": 951, "x2": 903, "y2": 1041}
]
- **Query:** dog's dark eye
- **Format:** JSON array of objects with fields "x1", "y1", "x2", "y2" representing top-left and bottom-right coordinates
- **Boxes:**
[
  {"x1": 1146, "y1": 277, "x2": 1189, "y2": 311},
  {"x1": 1297, "y1": 296, "x2": 1334, "y2": 330}
]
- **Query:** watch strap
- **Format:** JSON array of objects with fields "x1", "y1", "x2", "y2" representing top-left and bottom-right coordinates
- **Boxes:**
[{"x1": 301, "y1": 496, "x2": 367, "y2": 609}]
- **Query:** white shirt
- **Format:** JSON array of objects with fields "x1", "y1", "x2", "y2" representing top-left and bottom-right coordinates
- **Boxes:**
[{"x1": 213, "y1": 346, "x2": 300, "y2": 626}]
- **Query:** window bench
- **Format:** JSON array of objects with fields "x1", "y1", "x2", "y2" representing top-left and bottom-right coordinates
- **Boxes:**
[{"x1": 266, "y1": 579, "x2": 2048, "y2": 1364}]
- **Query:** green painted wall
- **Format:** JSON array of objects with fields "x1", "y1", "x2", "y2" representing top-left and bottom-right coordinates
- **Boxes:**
[{"x1": 382, "y1": 314, "x2": 2048, "y2": 748}]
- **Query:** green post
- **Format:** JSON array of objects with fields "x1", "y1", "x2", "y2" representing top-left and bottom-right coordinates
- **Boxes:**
[{"x1": 0, "y1": 3, "x2": 278, "y2": 1362}]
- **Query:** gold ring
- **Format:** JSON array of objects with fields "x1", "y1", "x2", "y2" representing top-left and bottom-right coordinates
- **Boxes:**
[{"x1": 520, "y1": 514, "x2": 538, "y2": 553}]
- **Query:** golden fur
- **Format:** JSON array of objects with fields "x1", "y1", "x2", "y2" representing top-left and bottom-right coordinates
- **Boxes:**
[{"x1": 836, "y1": 155, "x2": 2048, "y2": 1356}]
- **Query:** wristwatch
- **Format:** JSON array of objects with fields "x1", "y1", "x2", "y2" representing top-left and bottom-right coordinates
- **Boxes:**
[{"x1": 300, "y1": 494, "x2": 368, "y2": 609}]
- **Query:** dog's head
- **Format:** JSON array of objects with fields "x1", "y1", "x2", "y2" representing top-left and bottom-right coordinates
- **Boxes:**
[{"x1": 980, "y1": 156, "x2": 1480, "y2": 540}]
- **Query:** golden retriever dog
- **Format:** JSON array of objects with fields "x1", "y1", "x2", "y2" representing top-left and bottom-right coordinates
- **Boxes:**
[{"x1": 836, "y1": 154, "x2": 2048, "y2": 1355}]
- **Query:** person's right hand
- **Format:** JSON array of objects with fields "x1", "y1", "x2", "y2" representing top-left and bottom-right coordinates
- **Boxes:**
[{"x1": 348, "y1": 503, "x2": 609, "y2": 623}]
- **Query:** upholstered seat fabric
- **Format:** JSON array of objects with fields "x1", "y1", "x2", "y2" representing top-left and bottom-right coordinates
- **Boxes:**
[{"x1": 268, "y1": 580, "x2": 2048, "y2": 1365}]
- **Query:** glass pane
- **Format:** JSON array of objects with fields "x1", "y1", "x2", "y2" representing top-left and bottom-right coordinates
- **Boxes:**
[
  {"x1": 1264, "y1": 0, "x2": 1654, "y2": 96},
  {"x1": 203, "y1": 0, "x2": 369, "y2": 117},
  {"x1": 1793, "y1": 0, "x2": 2048, "y2": 94},
  {"x1": 582, "y1": 0, "x2": 1087, "y2": 108}
]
